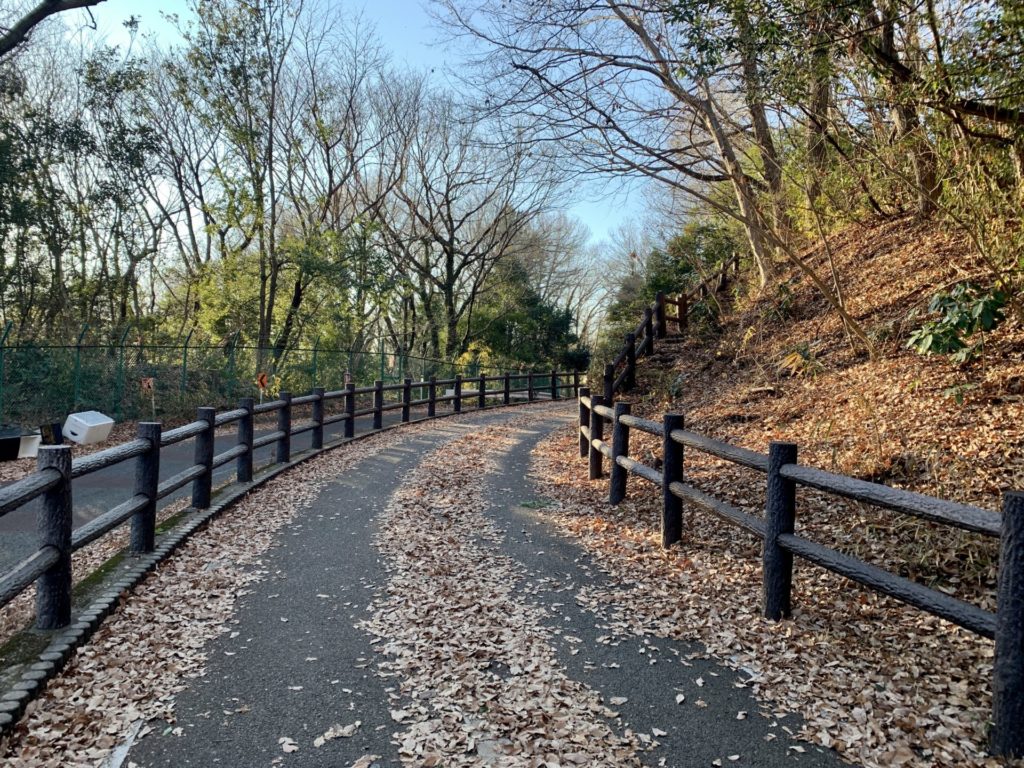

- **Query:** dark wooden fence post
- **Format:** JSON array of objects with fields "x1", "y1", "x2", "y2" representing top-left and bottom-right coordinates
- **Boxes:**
[
  {"x1": 588, "y1": 395, "x2": 605, "y2": 480},
  {"x1": 277, "y1": 392, "x2": 291, "y2": 463},
  {"x1": 642, "y1": 308, "x2": 654, "y2": 355},
  {"x1": 625, "y1": 332, "x2": 637, "y2": 390},
  {"x1": 573, "y1": 370, "x2": 580, "y2": 397},
  {"x1": 36, "y1": 445, "x2": 72, "y2": 630},
  {"x1": 312, "y1": 387, "x2": 325, "y2": 449},
  {"x1": 454, "y1": 374, "x2": 463, "y2": 413},
  {"x1": 680, "y1": 293, "x2": 688, "y2": 332},
  {"x1": 428, "y1": 376, "x2": 437, "y2": 417},
  {"x1": 662, "y1": 414, "x2": 684, "y2": 548},
  {"x1": 528, "y1": 371, "x2": 535, "y2": 401},
  {"x1": 192, "y1": 406, "x2": 216, "y2": 509},
  {"x1": 763, "y1": 441, "x2": 798, "y2": 620},
  {"x1": 603, "y1": 363, "x2": 614, "y2": 403},
  {"x1": 372, "y1": 380, "x2": 383, "y2": 429},
  {"x1": 503, "y1": 371, "x2": 511, "y2": 405},
  {"x1": 993, "y1": 491, "x2": 1024, "y2": 757},
  {"x1": 578, "y1": 387, "x2": 590, "y2": 458},
  {"x1": 344, "y1": 381, "x2": 355, "y2": 438},
  {"x1": 609, "y1": 402, "x2": 631, "y2": 504},
  {"x1": 655, "y1": 291, "x2": 667, "y2": 339},
  {"x1": 131, "y1": 422, "x2": 161, "y2": 554},
  {"x1": 237, "y1": 397, "x2": 254, "y2": 482},
  {"x1": 402, "y1": 378, "x2": 412, "y2": 423},
  {"x1": 550, "y1": 369, "x2": 558, "y2": 400},
  {"x1": 478, "y1": 373, "x2": 486, "y2": 409}
]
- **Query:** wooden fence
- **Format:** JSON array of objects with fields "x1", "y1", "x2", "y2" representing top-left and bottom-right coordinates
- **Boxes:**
[
  {"x1": 0, "y1": 369, "x2": 580, "y2": 630},
  {"x1": 599, "y1": 253, "x2": 741, "y2": 400},
  {"x1": 577, "y1": 276, "x2": 1024, "y2": 758}
]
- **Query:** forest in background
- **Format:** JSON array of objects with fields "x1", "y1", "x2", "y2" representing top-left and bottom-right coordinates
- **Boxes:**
[
  {"x1": 2, "y1": 0, "x2": 1024, "y2": 394},
  {"x1": 0, "y1": 0, "x2": 607, "y2": 384}
]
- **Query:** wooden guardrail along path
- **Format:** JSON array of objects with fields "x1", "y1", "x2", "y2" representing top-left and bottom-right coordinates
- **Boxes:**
[
  {"x1": 576, "y1": 255, "x2": 1024, "y2": 758},
  {"x1": 602, "y1": 253, "x2": 740, "y2": 401},
  {"x1": 0, "y1": 368, "x2": 581, "y2": 629}
]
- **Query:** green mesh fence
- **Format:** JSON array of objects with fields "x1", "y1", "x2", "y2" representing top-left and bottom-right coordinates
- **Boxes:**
[{"x1": 0, "y1": 339, "x2": 513, "y2": 427}]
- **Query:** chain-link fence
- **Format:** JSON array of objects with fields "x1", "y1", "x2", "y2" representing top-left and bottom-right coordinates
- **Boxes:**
[{"x1": 0, "y1": 335, "x2": 508, "y2": 427}]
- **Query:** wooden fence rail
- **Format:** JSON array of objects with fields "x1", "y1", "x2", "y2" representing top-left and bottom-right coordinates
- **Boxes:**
[
  {"x1": 0, "y1": 368, "x2": 582, "y2": 633},
  {"x1": 604, "y1": 253, "x2": 741, "y2": 398},
  {"x1": 577, "y1": 382, "x2": 1024, "y2": 758}
]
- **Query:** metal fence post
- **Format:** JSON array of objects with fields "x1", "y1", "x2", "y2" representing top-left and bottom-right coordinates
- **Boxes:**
[
  {"x1": 237, "y1": 397, "x2": 254, "y2": 482},
  {"x1": 578, "y1": 387, "x2": 590, "y2": 457},
  {"x1": 402, "y1": 378, "x2": 412, "y2": 423},
  {"x1": 763, "y1": 441, "x2": 798, "y2": 620},
  {"x1": 588, "y1": 395, "x2": 605, "y2": 480},
  {"x1": 428, "y1": 376, "x2": 437, "y2": 418},
  {"x1": 550, "y1": 369, "x2": 558, "y2": 400},
  {"x1": 36, "y1": 445, "x2": 72, "y2": 630},
  {"x1": 609, "y1": 402, "x2": 631, "y2": 504},
  {"x1": 312, "y1": 387, "x2": 325, "y2": 449},
  {"x1": 73, "y1": 323, "x2": 89, "y2": 410},
  {"x1": 276, "y1": 392, "x2": 292, "y2": 463},
  {"x1": 312, "y1": 336, "x2": 320, "y2": 390},
  {"x1": 180, "y1": 327, "x2": 194, "y2": 394},
  {"x1": 192, "y1": 406, "x2": 216, "y2": 509},
  {"x1": 0, "y1": 320, "x2": 11, "y2": 423},
  {"x1": 993, "y1": 491, "x2": 1024, "y2": 757},
  {"x1": 478, "y1": 373, "x2": 486, "y2": 409},
  {"x1": 131, "y1": 422, "x2": 161, "y2": 554},
  {"x1": 454, "y1": 374, "x2": 462, "y2": 413},
  {"x1": 503, "y1": 371, "x2": 511, "y2": 405},
  {"x1": 603, "y1": 363, "x2": 614, "y2": 403},
  {"x1": 114, "y1": 326, "x2": 130, "y2": 420},
  {"x1": 625, "y1": 332, "x2": 637, "y2": 390},
  {"x1": 655, "y1": 292, "x2": 667, "y2": 339},
  {"x1": 662, "y1": 414, "x2": 685, "y2": 548},
  {"x1": 344, "y1": 381, "x2": 355, "y2": 438},
  {"x1": 372, "y1": 380, "x2": 383, "y2": 429}
]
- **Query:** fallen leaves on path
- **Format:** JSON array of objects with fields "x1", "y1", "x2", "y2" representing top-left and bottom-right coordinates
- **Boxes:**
[
  {"x1": 0, "y1": 414, "x2": 479, "y2": 766},
  {"x1": 531, "y1": 426, "x2": 1014, "y2": 768},
  {"x1": 362, "y1": 408, "x2": 646, "y2": 766}
]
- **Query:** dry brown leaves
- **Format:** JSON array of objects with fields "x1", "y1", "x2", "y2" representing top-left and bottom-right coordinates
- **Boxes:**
[
  {"x1": 361, "y1": 408, "x2": 647, "y2": 767},
  {"x1": 639, "y1": 215, "x2": 1023, "y2": 598},
  {"x1": 0, "y1": 418, "x2": 457, "y2": 767},
  {"x1": 530, "y1": 426, "x2": 1023, "y2": 768}
]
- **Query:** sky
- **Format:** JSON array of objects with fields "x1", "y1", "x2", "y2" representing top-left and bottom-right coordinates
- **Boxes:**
[{"x1": 78, "y1": 0, "x2": 642, "y2": 247}]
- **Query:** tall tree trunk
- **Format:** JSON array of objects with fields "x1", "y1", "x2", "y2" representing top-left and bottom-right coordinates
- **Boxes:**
[
  {"x1": 735, "y1": 8, "x2": 791, "y2": 243},
  {"x1": 880, "y1": 5, "x2": 939, "y2": 217},
  {"x1": 806, "y1": 26, "x2": 832, "y2": 209},
  {"x1": 701, "y1": 89, "x2": 776, "y2": 287}
]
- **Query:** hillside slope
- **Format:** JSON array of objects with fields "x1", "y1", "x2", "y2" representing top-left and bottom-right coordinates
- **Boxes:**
[
  {"x1": 637, "y1": 214, "x2": 1023, "y2": 513},
  {"x1": 527, "y1": 217, "x2": 1024, "y2": 767}
]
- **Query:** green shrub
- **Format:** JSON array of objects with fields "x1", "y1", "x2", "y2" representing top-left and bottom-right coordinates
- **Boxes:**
[{"x1": 906, "y1": 283, "x2": 1007, "y2": 364}]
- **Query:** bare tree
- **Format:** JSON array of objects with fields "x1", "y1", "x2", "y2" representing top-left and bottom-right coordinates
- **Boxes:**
[
  {"x1": 368, "y1": 85, "x2": 561, "y2": 358},
  {"x1": 434, "y1": 0, "x2": 875, "y2": 354},
  {"x1": 0, "y1": 0, "x2": 106, "y2": 60}
]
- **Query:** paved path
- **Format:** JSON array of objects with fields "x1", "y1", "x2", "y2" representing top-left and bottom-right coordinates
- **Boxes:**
[{"x1": 122, "y1": 407, "x2": 842, "y2": 767}]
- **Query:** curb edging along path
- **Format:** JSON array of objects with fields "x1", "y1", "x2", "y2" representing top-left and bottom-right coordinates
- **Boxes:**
[{"x1": 0, "y1": 398, "x2": 558, "y2": 735}]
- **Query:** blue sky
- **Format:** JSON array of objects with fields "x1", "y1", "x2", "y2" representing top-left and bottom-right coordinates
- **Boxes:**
[{"x1": 83, "y1": 0, "x2": 640, "y2": 246}]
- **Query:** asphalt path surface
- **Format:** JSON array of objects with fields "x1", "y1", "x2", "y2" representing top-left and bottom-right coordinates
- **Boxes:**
[
  {"x1": 0, "y1": 404, "x2": 431, "y2": 574},
  {"x1": 123, "y1": 408, "x2": 842, "y2": 767}
]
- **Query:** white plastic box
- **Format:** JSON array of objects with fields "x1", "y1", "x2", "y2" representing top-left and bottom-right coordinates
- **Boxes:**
[
  {"x1": 63, "y1": 410, "x2": 114, "y2": 445},
  {"x1": 17, "y1": 433, "x2": 40, "y2": 458}
]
